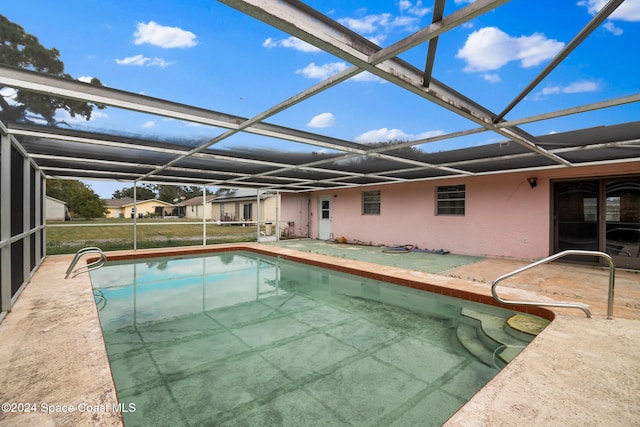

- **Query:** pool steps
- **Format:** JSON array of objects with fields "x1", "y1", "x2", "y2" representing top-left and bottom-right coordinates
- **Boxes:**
[{"x1": 456, "y1": 308, "x2": 549, "y2": 367}]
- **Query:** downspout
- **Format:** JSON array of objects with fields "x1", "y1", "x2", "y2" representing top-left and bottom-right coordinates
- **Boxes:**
[{"x1": 307, "y1": 195, "x2": 312, "y2": 238}]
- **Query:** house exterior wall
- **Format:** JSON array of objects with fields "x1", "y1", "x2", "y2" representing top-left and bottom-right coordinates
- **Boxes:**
[
  {"x1": 105, "y1": 207, "x2": 122, "y2": 218},
  {"x1": 106, "y1": 200, "x2": 173, "y2": 218},
  {"x1": 190, "y1": 203, "x2": 219, "y2": 220},
  {"x1": 140, "y1": 200, "x2": 173, "y2": 217},
  {"x1": 212, "y1": 201, "x2": 236, "y2": 221},
  {"x1": 280, "y1": 193, "x2": 310, "y2": 237},
  {"x1": 211, "y1": 196, "x2": 278, "y2": 223},
  {"x1": 45, "y1": 197, "x2": 67, "y2": 221},
  {"x1": 184, "y1": 203, "x2": 203, "y2": 219},
  {"x1": 260, "y1": 195, "x2": 278, "y2": 222},
  {"x1": 128, "y1": 200, "x2": 166, "y2": 218},
  {"x1": 284, "y1": 162, "x2": 640, "y2": 260}
]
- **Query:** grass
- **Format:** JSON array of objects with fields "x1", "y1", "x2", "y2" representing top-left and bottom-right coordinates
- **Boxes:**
[{"x1": 46, "y1": 218, "x2": 258, "y2": 254}]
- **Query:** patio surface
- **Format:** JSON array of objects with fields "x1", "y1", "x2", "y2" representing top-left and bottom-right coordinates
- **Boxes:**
[{"x1": 0, "y1": 240, "x2": 639, "y2": 426}]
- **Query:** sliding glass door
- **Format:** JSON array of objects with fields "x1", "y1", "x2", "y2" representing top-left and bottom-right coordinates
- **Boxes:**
[
  {"x1": 605, "y1": 180, "x2": 640, "y2": 269},
  {"x1": 554, "y1": 177, "x2": 640, "y2": 269}
]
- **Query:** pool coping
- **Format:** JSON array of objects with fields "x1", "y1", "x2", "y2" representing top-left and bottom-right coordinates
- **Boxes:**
[{"x1": 1, "y1": 243, "x2": 639, "y2": 426}]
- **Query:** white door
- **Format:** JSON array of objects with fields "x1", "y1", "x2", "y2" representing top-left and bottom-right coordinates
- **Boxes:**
[{"x1": 318, "y1": 197, "x2": 332, "y2": 240}]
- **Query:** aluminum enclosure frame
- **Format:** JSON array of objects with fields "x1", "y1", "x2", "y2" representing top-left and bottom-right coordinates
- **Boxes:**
[{"x1": 0, "y1": 0, "x2": 638, "y2": 192}]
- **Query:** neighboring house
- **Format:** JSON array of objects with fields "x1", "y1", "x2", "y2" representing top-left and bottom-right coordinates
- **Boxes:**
[
  {"x1": 174, "y1": 195, "x2": 217, "y2": 219},
  {"x1": 281, "y1": 161, "x2": 640, "y2": 270},
  {"x1": 103, "y1": 198, "x2": 174, "y2": 218},
  {"x1": 173, "y1": 190, "x2": 279, "y2": 222},
  {"x1": 211, "y1": 189, "x2": 278, "y2": 224},
  {"x1": 45, "y1": 196, "x2": 70, "y2": 221}
]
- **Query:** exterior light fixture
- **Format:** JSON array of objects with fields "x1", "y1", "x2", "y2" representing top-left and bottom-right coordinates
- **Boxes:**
[{"x1": 528, "y1": 177, "x2": 538, "y2": 189}]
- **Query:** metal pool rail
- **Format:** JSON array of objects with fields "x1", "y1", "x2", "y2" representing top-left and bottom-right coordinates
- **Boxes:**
[
  {"x1": 65, "y1": 247, "x2": 107, "y2": 279},
  {"x1": 491, "y1": 250, "x2": 616, "y2": 319}
]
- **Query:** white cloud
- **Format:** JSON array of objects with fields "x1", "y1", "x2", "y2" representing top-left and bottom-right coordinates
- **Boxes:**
[
  {"x1": 262, "y1": 36, "x2": 321, "y2": 52},
  {"x1": 141, "y1": 121, "x2": 155, "y2": 128},
  {"x1": 538, "y1": 80, "x2": 599, "y2": 98},
  {"x1": 402, "y1": 1, "x2": 430, "y2": 18},
  {"x1": 296, "y1": 62, "x2": 348, "y2": 79},
  {"x1": 77, "y1": 76, "x2": 94, "y2": 83},
  {"x1": 55, "y1": 108, "x2": 108, "y2": 124},
  {"x1": 115, "y1": 54, "x2": 147, "y2": 66},
  {"x1": 578, "y1": 0, "x2": 640, "y2": 22},
  {"x1": 134, "y1": 21, "x2": 197, "y2": 48},
  {"x1": 603, "y1": 21, "x2": 623, "y2": 36},
  {"x1": 295, "y1": 63, "x2": 384, "y2": 83},
  {"x1": 354, "y1": 128, "x2": 445, "y2": 143},
  {"x1": 454, "y1": 0, "x2": 475, "y2": 4},
  {"x1": 483, "y1": 73, "x2": 501, "y2": 83},
  {"x1": 456, "y1": 27, "x2": 565, "y2": 72},
  {"x1": 91, "y1": 111, "x2": 109, "y2": 120},
  {"x1": 367, "y1": 34, "x2": 388, "y2": 45},
  {"x1": 390, "y1": 15, "x2": 422, "y2": 30},
  {"x1": 307, "y1": 112, "x2": 336, "y2": 128},
  {"x1": 398, "y1": 1, "x2": 412, "y2": 12},
  {"x1": 0, "y1": 87, "x2": 18, "y2": 104},
  {"x1": 339, "y1": 14, "x2": 389, "y2": 33},
  {"x1": 541, "y1": 86, "x2": 561, "y2": 95},
  {"x1": 563, "y1": 80, "x2": 599, "y2": 93},
  {"x1": 338, "y1": 13, "x2": 420, "y2": 34},
  {"x1": 147, "y1": 57, "x2": 173, "y2": 67},
  {"x1": 349, "y1": 71, "x2": 386, "y2": 83},
  {"x1": 115, "y1": 54, "x2": 173, "y2": 67}
]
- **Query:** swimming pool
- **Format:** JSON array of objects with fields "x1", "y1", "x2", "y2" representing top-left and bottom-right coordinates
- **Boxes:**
[{"x1": 90, "y1": 249, "x2": 545, "y2": 426}]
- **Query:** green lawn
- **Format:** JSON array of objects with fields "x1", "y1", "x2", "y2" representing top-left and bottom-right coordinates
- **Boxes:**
[{"x1": 46, "y1": 218, "x2": 258, "y2": 254}]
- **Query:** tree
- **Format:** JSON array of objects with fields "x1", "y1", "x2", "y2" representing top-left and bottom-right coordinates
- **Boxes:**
[
  {"x1": 110, "y1": 184, "x2": 213, "y2": 203},
  {"x1": 215, "y1": 187, "x2": 234, "y2": 196},
  {"x1": 47, "y1": 179, "x2": 107, "y2": 220},
  {"x1": 157, "y1": 185, "x2": 213, "y2": 203},
  {"x1": 112, "y1": 185, "x2": 157, "y2": 200},
  {"x1": 0, "y1": 14, "x2": 105, "y2": 125}
]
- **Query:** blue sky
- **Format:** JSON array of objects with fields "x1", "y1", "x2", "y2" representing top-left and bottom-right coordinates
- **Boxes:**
[{"x1": 2, "y1": 0, "x2": 639, "y2": 197}]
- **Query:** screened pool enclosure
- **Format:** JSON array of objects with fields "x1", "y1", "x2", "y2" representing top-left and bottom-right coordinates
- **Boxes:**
[{"x1": 1, "y1": 0, "x2": 639, "y2": 318}]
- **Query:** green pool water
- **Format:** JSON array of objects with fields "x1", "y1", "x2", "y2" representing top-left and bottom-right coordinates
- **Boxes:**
[{"x1": 90, "y1": 251, "x2": 508, "y2": 426}]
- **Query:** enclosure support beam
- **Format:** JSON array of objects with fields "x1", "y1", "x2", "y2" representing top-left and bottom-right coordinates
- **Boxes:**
[
  {"x1": 218, "y1": 0, "x2": 570, "y2": 168},
  {"x1": 0, "y1": 132, "x2": 11, "y2": 313},
  {"x1": 422, "y1": 0, "x2": 446, "y2": 87},
  {"x1": 34, "y1": 169, "x2": 42, "y2": 263},
  {"x1": 202, "y1": 185, "x2": 207, "y2": 246},
  {"x1": 41, "y1": 176, "x2": 46, "y2": 259},
  {"x1": 494, "y1": 0, "x2": 625, "y2": 122},
  {"x1": 275, "y1": 192, "x2": 280, "y2": 242},
  {"x1": 23, "y1": 156, "x2": 31, "y2": 283},
  {"x1": 133, "y1": 181, "x2": 138, "y2": 251},
  {"x1": 256, "y1": 190, "x2": 261, "y2": 243}
]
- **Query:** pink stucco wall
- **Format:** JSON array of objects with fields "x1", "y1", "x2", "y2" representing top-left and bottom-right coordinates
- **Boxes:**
[
  {"x1": 316, "y1": 173, "x2": 549, "y2": 259},
  {"x1": 281, "y1": 162, "x2": 640, "y2": 260},
  {"x1": 279, "y1": 192, "x2": 310, "y2": 237}
]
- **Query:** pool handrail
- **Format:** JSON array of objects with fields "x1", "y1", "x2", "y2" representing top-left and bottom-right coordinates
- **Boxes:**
[
  {"x1": 491, "y1": 250, "x2": 616, "y2": 319},
  {"x1": 65, "y1": 247, "x2": 107, "y2": 279}
]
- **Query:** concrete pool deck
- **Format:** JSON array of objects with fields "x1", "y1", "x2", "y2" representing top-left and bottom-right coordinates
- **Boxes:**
[{"x1": 0, "y1": 241, "x2": 639, "y2": 426}]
